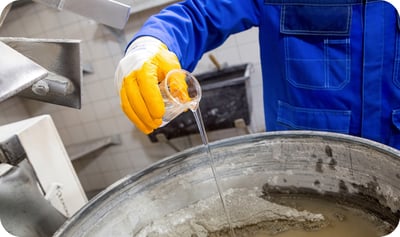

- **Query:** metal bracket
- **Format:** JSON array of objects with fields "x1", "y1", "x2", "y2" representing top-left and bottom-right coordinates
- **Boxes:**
[{"x1": 1, "y1": 37, "x2": 82, "y2": 109}]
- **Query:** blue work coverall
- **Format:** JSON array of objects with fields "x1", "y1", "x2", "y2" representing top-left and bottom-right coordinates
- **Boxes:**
[{"x1": 131, "y1": 0, "x2": 400, "y2": 149}]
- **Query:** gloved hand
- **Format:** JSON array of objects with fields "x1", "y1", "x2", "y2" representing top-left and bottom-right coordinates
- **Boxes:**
[{"x1": 115, "y1": 36, "x2": 181, "y2": 134}]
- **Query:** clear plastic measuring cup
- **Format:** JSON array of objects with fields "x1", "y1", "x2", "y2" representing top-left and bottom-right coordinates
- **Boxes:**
[{"x1": 159, "y1": 69, "x2": 202, "y2": 127}]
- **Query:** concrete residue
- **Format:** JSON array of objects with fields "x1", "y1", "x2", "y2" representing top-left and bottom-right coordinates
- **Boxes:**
[{"x1": 135, "y1": 188, "x2": 325, "y2": 237}]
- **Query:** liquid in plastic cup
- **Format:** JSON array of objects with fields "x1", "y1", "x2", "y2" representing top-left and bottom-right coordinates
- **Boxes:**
[{"x1": 159, "y1": 69, "x2": 202, "y2": 127}]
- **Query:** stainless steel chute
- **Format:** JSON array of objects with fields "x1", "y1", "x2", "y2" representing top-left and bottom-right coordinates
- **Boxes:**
[{"x1": 0, "y1": 161, "x2": 67, "y2": 237}]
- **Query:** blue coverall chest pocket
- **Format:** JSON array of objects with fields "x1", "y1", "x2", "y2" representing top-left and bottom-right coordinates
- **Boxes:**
[{"x1": 281, "y1": 5, "x2": 352, "y2": 90}]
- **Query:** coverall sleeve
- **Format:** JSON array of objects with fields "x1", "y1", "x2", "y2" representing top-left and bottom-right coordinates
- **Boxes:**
[{"x1": 130, "y1": 0, "x2": 262, "y2": 71}]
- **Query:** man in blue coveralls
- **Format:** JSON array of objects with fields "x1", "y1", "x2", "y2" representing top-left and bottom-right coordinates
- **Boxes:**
[{"x1": 115, "y1": 0, "x2": 400, "y2": 149}]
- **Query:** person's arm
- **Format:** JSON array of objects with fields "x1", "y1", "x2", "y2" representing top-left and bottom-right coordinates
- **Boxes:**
[
  {"x1": 116, "y1": 0, "x2": 261, "y2": 134},
  {"x1": 131, "y1": 0, "x2": 262, "y2": 71}
]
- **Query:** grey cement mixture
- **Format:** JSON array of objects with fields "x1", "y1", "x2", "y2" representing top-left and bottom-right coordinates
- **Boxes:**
[{"x1": 135, "y1": 188, "x2": 327, "y2": 237}]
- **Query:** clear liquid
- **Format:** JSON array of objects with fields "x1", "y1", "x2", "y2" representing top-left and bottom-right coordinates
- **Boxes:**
[{"x1": 192, "y1": 107, "x2": 237, "y2": 237}]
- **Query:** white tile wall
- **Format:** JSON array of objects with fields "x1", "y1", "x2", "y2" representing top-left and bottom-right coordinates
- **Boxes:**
[
  {"x1": 0, "y1": 97, "x2": 31, "y2": 124},
  {"x1": 0, "y1": 2, "x2": 265, "y2": 196}
]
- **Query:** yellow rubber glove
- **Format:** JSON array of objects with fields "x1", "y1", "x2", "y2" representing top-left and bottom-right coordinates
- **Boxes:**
[{"x1": 115, "y1": 37, "x2": 181, "y2": 134}]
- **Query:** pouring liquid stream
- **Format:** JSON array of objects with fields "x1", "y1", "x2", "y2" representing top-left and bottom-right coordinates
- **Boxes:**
[
  {"x1": 192, "y1": 107, "x2": 237, "y2": 237},
  {"x1": 191, "y1": 107, "x2": 392, "y2": 237}
]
